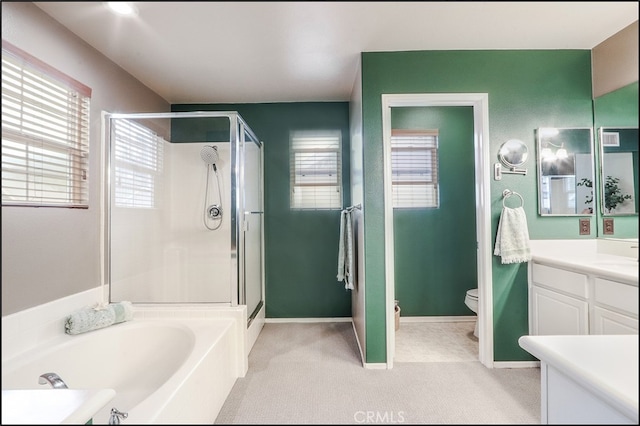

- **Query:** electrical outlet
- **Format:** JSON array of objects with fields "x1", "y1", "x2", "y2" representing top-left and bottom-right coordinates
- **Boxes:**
[
  {"x1": 579, "y1": 218, "x2": 590, "y2": 235},
  {"x1": 603, "y1": 218, "x2": 614, "y2": 235}
]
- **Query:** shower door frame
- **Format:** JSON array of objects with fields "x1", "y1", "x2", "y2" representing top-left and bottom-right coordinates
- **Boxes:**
[
  {"x1": 233, "y1": 114, "x2": 265, "y2": 323},
  {"x1": 102, "y1": 111, "x2": 263, "y2": 311}
]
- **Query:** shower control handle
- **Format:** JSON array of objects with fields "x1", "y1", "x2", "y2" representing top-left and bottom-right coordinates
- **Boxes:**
[{"x1": 208, "y1": 204, "x2": 223, "y2": 220}]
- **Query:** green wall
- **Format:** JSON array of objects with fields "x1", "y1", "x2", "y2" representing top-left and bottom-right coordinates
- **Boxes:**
[
  {"x1": 392, "y1": 107, "x2": 477, "y2": 317},
  {"x1": 361, "y1": 50, "x2": 594, "y2": 363},
  {"x1": 171, "y1": 102, "x2": 352, "y2": 318}
]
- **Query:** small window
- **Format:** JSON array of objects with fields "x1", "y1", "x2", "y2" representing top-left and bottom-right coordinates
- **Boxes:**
[
  {"x1": 112, "y1": 119, "x2": 163, "y2": 208},
  {"x1": 1, "y1": 41, "x2": 91, "y2": 208},
  {"x1": 391, "y1": 130, "x2": 439, "y2": 208},
  {"x1": 290, "y1": 130, "x2": 342, "y2": 209}
]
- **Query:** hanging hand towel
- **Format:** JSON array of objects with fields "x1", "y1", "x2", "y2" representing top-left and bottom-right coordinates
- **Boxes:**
[
  {"x1": 494, "y1": 206, "x2": 532, "y2": 264},
  {"x1": 337, "y1": 209, "x2": 354, "y2": 290}
]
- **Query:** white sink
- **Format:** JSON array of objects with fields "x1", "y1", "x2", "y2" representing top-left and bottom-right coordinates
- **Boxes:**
[
  {"x1": 597, "y1": 238, "x2": 639, "y2": 259},
  {"x1": 591, "y1": 259, "x2": 638, "y2": 275}
]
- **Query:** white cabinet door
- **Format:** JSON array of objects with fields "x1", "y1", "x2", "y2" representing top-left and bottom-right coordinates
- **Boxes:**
[
  {"x1": 531, "y1": 286, "x2": 589, "y2": 335},
  {"x1": 592, "y1": 306, "x2": 639, "y2": 335}
]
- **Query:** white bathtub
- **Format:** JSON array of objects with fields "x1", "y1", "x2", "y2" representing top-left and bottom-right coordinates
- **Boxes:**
[{"x1": 2, "y1": 317, "x2": 242, "y2": 424}]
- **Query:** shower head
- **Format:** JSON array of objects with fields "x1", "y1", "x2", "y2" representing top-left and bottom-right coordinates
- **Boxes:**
[{"x1": 200, "y1": 145, "x2": 219, "y2": 166}]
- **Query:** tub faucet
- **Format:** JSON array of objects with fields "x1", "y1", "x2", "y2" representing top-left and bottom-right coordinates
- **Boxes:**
[{"x1": 38, "y1": 372, "x2": 68, "y2": 389}]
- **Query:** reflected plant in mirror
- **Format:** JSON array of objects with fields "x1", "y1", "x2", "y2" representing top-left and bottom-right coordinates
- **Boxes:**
[
  {"x1": 598, "y1": 127, "x2": 639, "y2": 216},
  {"x1": 536, "y1": 127, "x2": 595, "y2": 216},
  {"x1": 576, "y1": 177, "x2": 594, "y2": 213}
]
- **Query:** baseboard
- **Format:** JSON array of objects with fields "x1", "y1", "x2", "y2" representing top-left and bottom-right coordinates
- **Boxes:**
[
  {"x1": 363, "y1": 362, "x2": 387, "y2": 369},
  {"x1": 265, "y1": 317, "x2": 353, "y2": 323},
  {"x1": 493, "y1": 360, "x2": 540, "y2": 369},
  {"x1": 400, "y1": 315, "x2": 476, "y2": 323}
]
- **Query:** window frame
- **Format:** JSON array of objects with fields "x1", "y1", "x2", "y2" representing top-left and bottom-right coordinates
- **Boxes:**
[
  {"x1": 1, "y1": 40, "x2": 91, "y2": 208},
  {"x1": 390, "y1": 129, "x2": 439, "y2": 209},
  {"x1": 289, "y1": 129, "x2": 343, "y2": 210}
]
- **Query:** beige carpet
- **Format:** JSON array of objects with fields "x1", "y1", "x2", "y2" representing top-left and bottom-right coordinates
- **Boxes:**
[{"x1": 215, "y1": 322, "x2": 540, "y2": 424}]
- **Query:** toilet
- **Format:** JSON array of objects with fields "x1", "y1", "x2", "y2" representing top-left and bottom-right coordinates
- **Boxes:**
[{"x1": 464, "y1": 288, "x2": 479, "y2": 338}]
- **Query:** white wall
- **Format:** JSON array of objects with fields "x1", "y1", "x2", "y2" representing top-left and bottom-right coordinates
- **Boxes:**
[
  {"x1": 1, "y1": 3, "x2": 170, "y2": 315},
  {"x1": 110, "y1": 142, "x2": 232, "y2": 303},
  {"x1": 592, "y1": 21, "x2": 639, "y2": 98}
]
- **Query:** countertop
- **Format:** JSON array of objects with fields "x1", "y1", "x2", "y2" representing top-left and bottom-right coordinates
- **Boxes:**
[
  {"x1": 1, "y1": 389, "x2": 116, "y2": 424},
  {"x1": 519, "y1": 334, "x2": 638, "y2": 423},
  {"x1": 530, "y1": 239, "x2": 638, "y2": 285}
]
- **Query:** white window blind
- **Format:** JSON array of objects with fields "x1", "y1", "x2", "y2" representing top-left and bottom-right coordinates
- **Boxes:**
[
  {"x1": 1, "y1": 42, "x2": 91, "y2": 208},
  {"x1": 112, "y1": 119, "x2": 163, "y2": 208},
  {"x1": 290, "y1": 130, "x2": 342, "y2": 209},
  {"x1": 391, "y1": 130, "x2": 439, "y2": 208}
]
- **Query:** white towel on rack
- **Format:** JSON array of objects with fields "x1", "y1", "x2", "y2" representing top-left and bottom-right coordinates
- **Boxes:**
[
  {"x1": 494, "y1": 206, "x2": 531, "y2": 264},
  {"x1": 337, "y1": 209, "x2": 354, "y2": 290}
]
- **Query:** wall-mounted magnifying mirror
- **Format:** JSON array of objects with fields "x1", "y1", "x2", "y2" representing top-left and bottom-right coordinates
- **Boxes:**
[
  {"x1": 536, "y1": 127, "x2": 595, "y2": 216},
  {"x1": 494, "y1": 139, "x2": 528, "y2": 180},
  {"x1": 598, "y1": 127, "x2": 638, "y2": 216},
  {"x1": 499, "y1": 139, "x2": 528, "y2": 168}
]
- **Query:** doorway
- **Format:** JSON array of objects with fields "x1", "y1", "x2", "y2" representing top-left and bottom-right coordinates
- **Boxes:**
[{"x1": 381, "y1": 93, "x2": 494, "y2": 368}]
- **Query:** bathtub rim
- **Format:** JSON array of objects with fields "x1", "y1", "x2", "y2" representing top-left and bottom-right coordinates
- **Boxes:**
[{"x1": 2, "y1": 316, "x2": 241, "y2": 424}]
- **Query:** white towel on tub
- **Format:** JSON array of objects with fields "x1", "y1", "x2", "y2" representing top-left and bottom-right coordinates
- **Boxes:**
[
  {"x1": 494, "y1": 206, "x2": 532, "y2": 264},
  {"x1": 337, "y1": 209, "x2": 354, "y2": 290},
  {"x1": 65, "y1": 301, "x2": 133, "y2": 335}
]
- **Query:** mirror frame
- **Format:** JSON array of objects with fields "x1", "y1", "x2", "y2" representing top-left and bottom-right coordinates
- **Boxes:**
[
  {"x1": 598, "y1": 126, "x2": 639, "y2": 217},
  {"x1": 536, "y1": 127, "x2": 595, "y2": 216}
]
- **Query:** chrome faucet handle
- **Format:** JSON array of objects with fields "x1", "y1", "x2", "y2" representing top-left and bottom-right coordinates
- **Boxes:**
[{"x1": 109, "y1": 408, "x2": 128, "y2": 425}]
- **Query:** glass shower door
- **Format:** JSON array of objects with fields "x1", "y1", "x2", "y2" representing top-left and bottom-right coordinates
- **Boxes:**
[{"x1": 242, "y1": 128, "x2": 263, "y2": 321}]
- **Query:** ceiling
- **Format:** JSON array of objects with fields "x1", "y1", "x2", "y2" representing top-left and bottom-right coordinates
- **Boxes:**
[{"x1": 34, "y1": 2, "x2": 639, "y2": 104}]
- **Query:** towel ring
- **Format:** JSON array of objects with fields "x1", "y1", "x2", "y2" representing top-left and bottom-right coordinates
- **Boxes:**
[{"x1": 502, "y1": 189, "x2": 524, "y2": 208}]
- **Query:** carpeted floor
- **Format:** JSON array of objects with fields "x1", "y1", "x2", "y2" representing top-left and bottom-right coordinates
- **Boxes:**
[{"x1": 215, "y1": 322, "x2": 540, "y2": 424}]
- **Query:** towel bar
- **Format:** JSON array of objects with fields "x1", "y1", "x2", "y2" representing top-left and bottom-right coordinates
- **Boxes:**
[
  {"x1": 502, "y1": 189, "x2": 524, "y2": 207},
  {"x1": 344, "y1": 203, "x2": 361, "y2": 212}
]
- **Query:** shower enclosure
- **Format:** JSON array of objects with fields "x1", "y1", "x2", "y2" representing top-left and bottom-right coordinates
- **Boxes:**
[{"x1": 103, "y1": 111, "x2": 264, "y2": 324}]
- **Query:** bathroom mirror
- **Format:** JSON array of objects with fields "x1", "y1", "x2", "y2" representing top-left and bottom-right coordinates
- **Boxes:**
[
  {"x1": 536, "y1": 127, "x2": 595, "y2": 216},
  {"x1": 499, "y1": 139, "x2": 528, "y2": 168},
  {"x1": 598, "y1": 127, "x2": 638, "y2": 216}
]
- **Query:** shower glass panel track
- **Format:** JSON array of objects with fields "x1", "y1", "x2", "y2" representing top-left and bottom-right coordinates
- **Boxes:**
[{"x1": 103, "y1": 111, "x2": 264, "y2": 321}]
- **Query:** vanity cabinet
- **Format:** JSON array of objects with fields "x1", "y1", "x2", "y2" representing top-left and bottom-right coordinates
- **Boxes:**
[
  {"x1": 519, "y1": 335, "x2": 638, "y2": 425},
  {"x1": 530, "y1": 263, "x2": 589, "y2": 335},
  {"x1": 592, "y1": 278, "x2": 639, "y2": 334},
  {"x1": 529, "y1": 262, "x2": 638, "y2": 336}
]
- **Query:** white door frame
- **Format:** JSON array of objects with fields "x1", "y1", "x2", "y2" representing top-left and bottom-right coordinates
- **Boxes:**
[{"x1": 381, "y1": 93, "x2": 494, "y2": 368}]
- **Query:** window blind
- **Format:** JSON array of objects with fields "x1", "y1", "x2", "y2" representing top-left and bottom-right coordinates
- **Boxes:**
[
  {"x1": 1, "y1": 42, "x2": 91, "y2": 207},
  {"x1": 112, "y1": 119, "x2": 163, "y2": 208},
  {"x1": 391, "y1": 131, "x2": 439, "y2": 208},
  {"x1": 290, "y1": 130, "x2": 342, "y2": 209}
]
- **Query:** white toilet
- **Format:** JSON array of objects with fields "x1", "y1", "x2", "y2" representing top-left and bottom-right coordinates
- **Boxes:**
[{"x1": 464, "y1": 288, "x2": 479, "y2": 338}]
